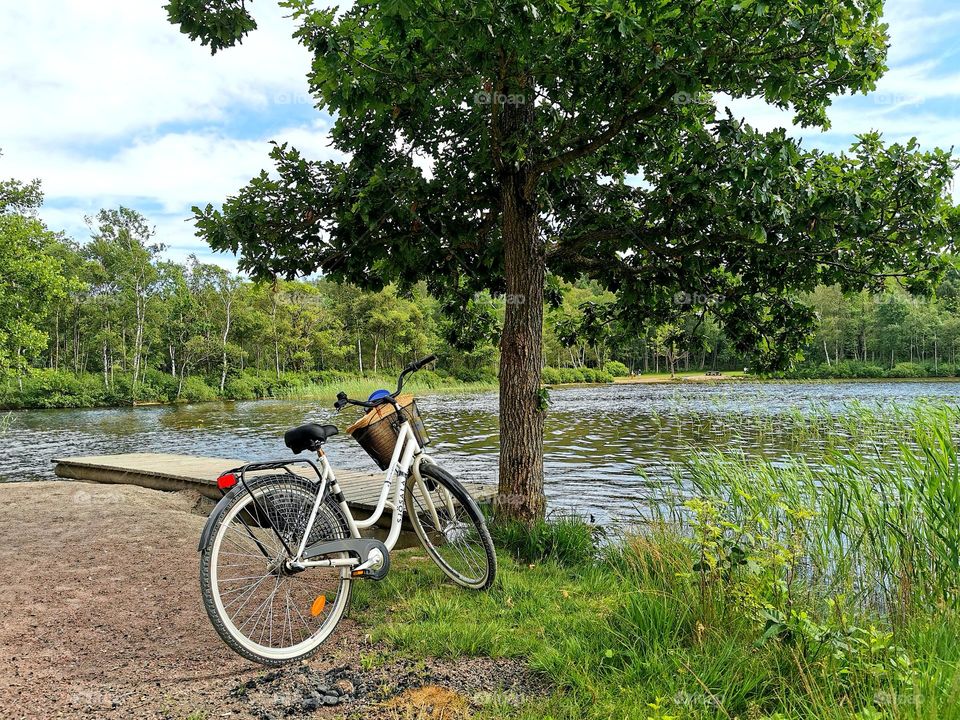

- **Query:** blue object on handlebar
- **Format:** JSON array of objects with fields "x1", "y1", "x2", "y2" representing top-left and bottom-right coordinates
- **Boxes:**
[{"x1": 367, "y1": 389, "x2": 392, "y2": 402}]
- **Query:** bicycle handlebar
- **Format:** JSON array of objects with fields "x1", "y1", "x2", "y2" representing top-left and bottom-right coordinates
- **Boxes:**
[
  {"x1": 334, "y1": 354, "x2": 437, "y2": 411},
  {"x1": 405, "y1": 354, "x2": 436, "y2": 373}
]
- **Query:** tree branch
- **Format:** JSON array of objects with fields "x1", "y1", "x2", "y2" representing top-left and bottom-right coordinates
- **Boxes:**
[{"x1": 534, "y1": 83, "x2": 677, "y2": 176}]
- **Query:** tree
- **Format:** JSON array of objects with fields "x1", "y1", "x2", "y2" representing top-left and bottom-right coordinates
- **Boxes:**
[
  {"x1": 166, "y1": 0, "x2": 957, "y2": 523},
  {"x1": 0, "y1": 165, "x2": 68, "y2": 384},
  {"x1": 85, "y1": 209, "x2": 164, "y2": 400},
  {"x1": 188, "y1": 259, "x2": 243, "y2": 391}
]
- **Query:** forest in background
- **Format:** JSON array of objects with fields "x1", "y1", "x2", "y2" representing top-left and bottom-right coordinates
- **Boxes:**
[{"x1": 4, "y1": 170, "x2": 960, "y2": 409}]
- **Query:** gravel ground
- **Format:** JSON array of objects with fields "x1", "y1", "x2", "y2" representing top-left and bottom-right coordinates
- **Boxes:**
[{"x1": 0, "y1": 481, "x2": 544, "y2": 719}]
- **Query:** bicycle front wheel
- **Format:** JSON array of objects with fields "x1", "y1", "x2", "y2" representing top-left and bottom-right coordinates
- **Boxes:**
[
  {"x1": 200, "y1": 474, "x2": 352, "y2": 665},
  {"x1": 405, "y1": 462, "x2": 496, "y2": 590}
]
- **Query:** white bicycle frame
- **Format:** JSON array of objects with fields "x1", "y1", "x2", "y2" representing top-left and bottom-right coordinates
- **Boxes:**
[{"x1": 291, "y1": 417, "x2": 454, "y2": 570}]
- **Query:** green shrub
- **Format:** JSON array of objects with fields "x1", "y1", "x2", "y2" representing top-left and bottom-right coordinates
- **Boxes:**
[
  {"x1": 885, "y1": 362, "x2": 926, "y2": 378},
  {"x1": 137, "y1": 369, "x2": 180, "y2": 403},
  {"x1": 603, "y1": 360, "x2": 630, "y2": 377},
  {"x1": 540, "y1": 366, "x2": 614, "y2": 385},
  {"x1": 6, "y1": 369, "x2": 104, "y2": 408},
  {"x1": 223, "y1": 374, "x2": 262, "y2": 401},
  {"x1": 179, "y1": 376, "x2": 218, "y2": 403},
  {"x1": 541, "y1": 367, "x2": 561, "y2": 384},
  {"x1": 491, "y1": 515, "x2": 599, "y2": 566},
  {"x1": 829, "y1": 360, "x2": 885, "y2": 378}
]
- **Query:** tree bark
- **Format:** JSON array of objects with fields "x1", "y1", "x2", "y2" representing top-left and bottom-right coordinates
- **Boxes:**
[
  {"x1": 220, "y1": 295, "x2": 233, "y2": 392},
  {"x1": 495, "y1": 169, "x2": 546, "y2": 525}
]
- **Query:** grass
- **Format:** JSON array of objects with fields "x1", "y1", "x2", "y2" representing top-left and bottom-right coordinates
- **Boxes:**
[
  {"x1": 351, "y1": 404, "x2": 960, "y2": 719},
  {"x1": 0, "y1": 368, "x2": 498, "y2": 410},
  {"x1": 613, "y1": 370, "x2": 748, "y2": 383},
  {"x1": 271, "y1": 372, "x2": 498, "y2": 402}
]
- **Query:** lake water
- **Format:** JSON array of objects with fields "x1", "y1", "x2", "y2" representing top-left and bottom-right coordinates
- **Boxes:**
[{"x1": 4, "y1": 380, "x2": 959, "y2": 524}]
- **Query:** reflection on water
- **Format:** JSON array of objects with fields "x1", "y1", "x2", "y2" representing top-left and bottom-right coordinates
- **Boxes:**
[{"x1": 4, "y1": 381, "x2": 960, "y2": 524}]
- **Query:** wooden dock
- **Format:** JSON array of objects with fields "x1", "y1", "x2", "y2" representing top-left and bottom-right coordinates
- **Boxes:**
[{"x1": 53, "y1": 453, "x2": 495, "y2": 518}]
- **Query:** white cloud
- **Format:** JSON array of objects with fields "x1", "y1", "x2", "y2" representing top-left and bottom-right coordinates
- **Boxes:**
[
  {"x1": 883, "y1": 0, "x2": 960, "y2": 65},
  {"x1": 0, "y1": 0, "x2": 313, "y2": 144},
  {"x1": 6, "y1": 122, "x2": 343, "y2": 213},
  {"x1": 12, "y1": 122, "x2": 346, "y2": 269},
  {"x1": 0, "y1": 0, "x2": 344, "y2": 266}
]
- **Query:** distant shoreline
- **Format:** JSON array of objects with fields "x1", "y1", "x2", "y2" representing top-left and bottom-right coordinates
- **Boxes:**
[{"x1": 7, "y1": 371, "x2": 960, "y2": 412}]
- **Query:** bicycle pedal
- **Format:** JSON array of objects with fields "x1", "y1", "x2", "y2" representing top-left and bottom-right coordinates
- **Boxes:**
[
  {"x1": 351, "y1": 566, "x2": 389, "y2": 581},
  {"x1": 351, "y1": 547, "x2": 390, "y2": 581}
]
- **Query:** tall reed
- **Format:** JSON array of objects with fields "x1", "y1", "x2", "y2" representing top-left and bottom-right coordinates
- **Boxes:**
[{"x1": 678, "y1": 403, "x2": 960, "y2": 617}]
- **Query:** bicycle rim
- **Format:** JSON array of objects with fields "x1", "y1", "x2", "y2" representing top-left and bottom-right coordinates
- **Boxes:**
[
  {"x1": 406, "y1": 463, "x2": 496, "y2": 590},
  {"x1": 205, "y1": 478, "x2": 351, "y2": 662}
]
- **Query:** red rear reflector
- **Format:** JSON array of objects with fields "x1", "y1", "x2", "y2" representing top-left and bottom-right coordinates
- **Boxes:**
[{"x1": 217, "y1": 473, "x2": 237, "y2": 491}]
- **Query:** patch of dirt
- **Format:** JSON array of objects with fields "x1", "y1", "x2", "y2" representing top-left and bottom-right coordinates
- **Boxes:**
[
  {"x1": 384, "y1": 685, "x2": 469, "y2": 719},
  {"x1": 0, "y1": 481, "x2": 546, "y2": 719},
  {"x1": 232, "y1": 656, "x2": 542, "y2": 719}
]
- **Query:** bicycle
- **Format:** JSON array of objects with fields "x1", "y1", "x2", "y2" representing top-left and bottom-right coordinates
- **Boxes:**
[{"x1": 197, "y1": 355, "x2": 497, "y2": 665}]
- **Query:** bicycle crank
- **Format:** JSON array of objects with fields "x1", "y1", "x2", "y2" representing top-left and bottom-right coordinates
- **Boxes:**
[{"x1": 301, "y1": 537, "x2": 391, "y2": 581}]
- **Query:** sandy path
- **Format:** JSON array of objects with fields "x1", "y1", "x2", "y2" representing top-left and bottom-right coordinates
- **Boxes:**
[
  {"x1": 0, "y1": 481, "x2": 268, "y2": 717},
  {"x1": 0, "y1": 481, "x2": 539, "y2": 720}
]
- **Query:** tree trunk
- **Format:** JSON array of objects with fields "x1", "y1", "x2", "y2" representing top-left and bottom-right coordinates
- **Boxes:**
[
  {"x1": 132, "y1": 291, "x2": 145, "y2": 400},
  {"x1": 220, "y1": 298, "x2": 233, "y2": 393},
  {"x1": 495, "y1": 170, "x2": 546, "y2": 525}
]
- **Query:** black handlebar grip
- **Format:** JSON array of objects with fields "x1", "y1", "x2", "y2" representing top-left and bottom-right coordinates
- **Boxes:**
[{"x1": 415, "y1": 354, "x2": 437, "y2": 369}]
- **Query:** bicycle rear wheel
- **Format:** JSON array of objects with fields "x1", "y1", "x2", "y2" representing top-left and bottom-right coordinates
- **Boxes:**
[
  {"x1": 405, "y1": 462, "x2": 496, "y2": 590},
  {"x1": 200, "y1": 474, "x2": 351, "y2": 665}
]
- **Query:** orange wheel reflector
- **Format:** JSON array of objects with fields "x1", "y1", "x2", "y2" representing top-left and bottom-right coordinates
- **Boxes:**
[{"x1": 310, "y1": 595, "x2": 327, "y2": 617}]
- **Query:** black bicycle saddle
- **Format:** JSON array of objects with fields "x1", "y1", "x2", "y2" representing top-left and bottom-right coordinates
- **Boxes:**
[{"x1": 284, "y1": 423, "x2": 338, "y2": 454}]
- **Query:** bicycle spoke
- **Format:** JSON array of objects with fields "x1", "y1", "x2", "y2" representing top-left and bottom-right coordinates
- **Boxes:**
[
  {"x1": 407, "y1": 468, "x2": 494, "y2": 588},
  {"x1": 207, "y1": 475, "x2": 351, "y2": 660}
]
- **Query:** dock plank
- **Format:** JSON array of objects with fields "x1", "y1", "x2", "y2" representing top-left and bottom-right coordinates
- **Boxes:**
[{"x1": 52, "y1": 452, "x2": 495, "y2": 515}]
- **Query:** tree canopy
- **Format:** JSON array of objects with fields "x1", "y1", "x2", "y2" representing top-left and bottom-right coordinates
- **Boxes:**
[
  {"x1": 167, "y1": 0, "x2": 958, "y2": 521},
  {"x1": 0, "y1": 162, "x2": 68, "y2": 379}
]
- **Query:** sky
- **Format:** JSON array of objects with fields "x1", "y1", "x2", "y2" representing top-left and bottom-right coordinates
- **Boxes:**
[{"x1": 1, "y1": 0, "x2": 958, "y2": 270}]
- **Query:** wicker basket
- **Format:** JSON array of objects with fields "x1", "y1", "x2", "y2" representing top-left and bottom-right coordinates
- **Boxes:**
[{"x1": 346, "y1": 394, "x2": 429, "y2": 470}]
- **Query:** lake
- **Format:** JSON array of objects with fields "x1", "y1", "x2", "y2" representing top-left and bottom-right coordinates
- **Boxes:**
[{"x1": 4, "y1": 380, "x2": 959, "y2": 524}]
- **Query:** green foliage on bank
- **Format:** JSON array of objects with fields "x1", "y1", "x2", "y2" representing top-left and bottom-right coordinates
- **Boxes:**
[
  {"x1": 0, "y1": 368, "x2": 497, "y2": 410},
  {"x1": 353, "y1": 405, "x2": 960, "y2": 719},
  {"x1": 541, "y1": 366, "x2": 614, "y2": 385},
  {"x1": 765, "y1": 359, "x2": 960, "y2": 380}
]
